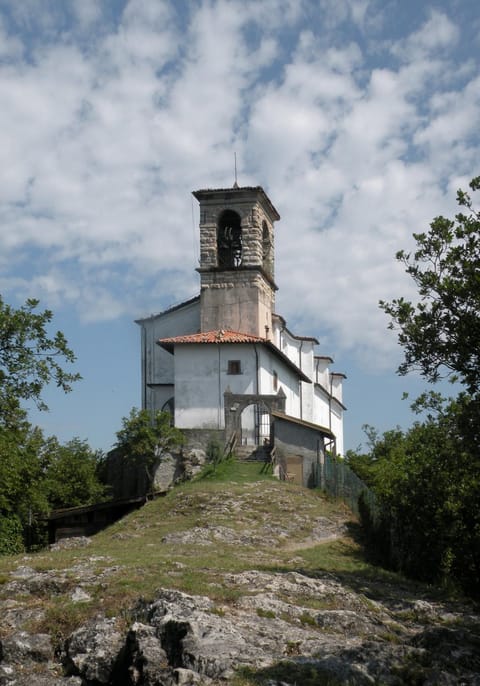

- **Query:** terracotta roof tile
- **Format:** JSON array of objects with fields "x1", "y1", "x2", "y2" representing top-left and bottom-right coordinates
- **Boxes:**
[
  {"x1": 158, "y1": 330, "x2": 266, "y2": 345},
  {"x1": 158, "y1": 329, "x2": 312, "y2": 383}
]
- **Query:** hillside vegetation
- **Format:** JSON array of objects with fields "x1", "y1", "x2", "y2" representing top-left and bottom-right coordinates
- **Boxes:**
[{"x1": 1, "y1": 460, "x2": 479, "y2": 685}]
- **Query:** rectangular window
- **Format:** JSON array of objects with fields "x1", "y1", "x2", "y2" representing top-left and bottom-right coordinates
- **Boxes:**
[{"x1": 227, "y1": 360, "x2": 242, "y2": 375}]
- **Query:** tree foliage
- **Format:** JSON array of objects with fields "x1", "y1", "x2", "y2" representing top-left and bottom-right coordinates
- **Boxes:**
[
  {"x1": 43, "y1": 437, "x2": 107, "y2": 510},
  {"x1": 349, "y1": 396, "x2": 480, "y2": 595},
  {"x1": 345, "y1": 425, "x2": 404, "y2": 487},
  {"x1": 0, "y1": 407, "x2": 49, "y2": 524},
  {"x1": 380, "y1": 177, "x2": 480, "y2": 393},
  {"x1": 0, "y1": 296, "x2": 105, "y2": 553},
  {"x1": 114, "y1": 408, "x2": 184, "y2": 489},
  {"x1": 0, "y1": 515, "x2": 24, "y2": 555},
  {"x1": 354, "y1": 177, "x2": 480, "y2": 597},
  {"x1": 0, "y1": 410, "x2": 108, "y2": 553},
  {"x1": 0, "y1": 296, "x2": 81, "y2": 418}
]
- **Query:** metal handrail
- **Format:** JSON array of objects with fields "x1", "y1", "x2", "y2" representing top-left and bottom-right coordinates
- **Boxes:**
[{"x1": 224, "y1": 431, "x2": 237, "y2": 458}]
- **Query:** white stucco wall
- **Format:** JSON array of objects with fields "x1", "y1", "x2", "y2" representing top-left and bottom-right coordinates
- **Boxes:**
[
  {"x1": 173, "y1": 343, "x2": 257, "y2": 429},
  {"x1": 330, "y1": 374, "x2": 344, "y2": 404},
  {"x1": 172, "y1": 342, "x2": 305, "y2": 430},
  {"x1": 137, "y1": 299, "x2": 200, "y2": 413},
  {"x1": 256, "y1": 346, "x2": 302, "y2": 418},
  {"x1": 272, "y1": 318, "x2": 345, "y2": 452},
  {"x1": 313, "y1": 384, "x2": 332, "y2": 430},
  {"x1": 314, "y1": 357, "x2": 333, "y2": 387},
  {"x1": 138, "y1": 302, "x2": 344, "y2": 454},
  {"x1": 312, "y1": 384, "x2": 344, "y2": 456},
  {"x1": 330, "y1": 402, "x2": 344, "y2": 457}
]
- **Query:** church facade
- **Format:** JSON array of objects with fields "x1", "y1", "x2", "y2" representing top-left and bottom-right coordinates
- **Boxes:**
[{"x1": 136, "y1": 185, "x2": 345, "y2": 474}]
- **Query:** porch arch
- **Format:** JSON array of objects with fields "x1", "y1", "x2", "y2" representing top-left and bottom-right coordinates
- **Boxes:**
[{"x1": 224, "y1": 390, "x2": 286, "y2": 443}]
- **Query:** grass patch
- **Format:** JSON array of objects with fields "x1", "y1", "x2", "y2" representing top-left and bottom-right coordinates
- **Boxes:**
[
  {"x1": 299, "y1": 610, "x2": 317, "y2": 626},
  {"x1": 195, "y1": 457, "x2": 275, "y2": 483},
  {"x1": 233, "y1": 660, "x2": 345, "y2": 686},
  {"x1": 32, "y1": 597, "x2": 97, "y2": 645},
  {"x1": 290, "y1": 537, "x2": 373, "y2": 575},
  {"x1": 0, "y1": 461, "x2": 404, "y2": 644}
]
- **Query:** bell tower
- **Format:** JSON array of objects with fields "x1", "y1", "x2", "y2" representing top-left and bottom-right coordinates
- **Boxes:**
[{"x1": 193, "y1": 185, "x2": 280, "y2": 338}]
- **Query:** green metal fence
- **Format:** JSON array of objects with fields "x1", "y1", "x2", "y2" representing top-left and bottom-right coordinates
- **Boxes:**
[{"x1": 319, "y1": 453, "x2": 377, "y2": 518}]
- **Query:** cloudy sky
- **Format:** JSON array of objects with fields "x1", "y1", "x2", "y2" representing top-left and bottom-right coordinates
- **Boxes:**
[{"x1": 1, "y1": 0, "x2": 478, "y2": 453}]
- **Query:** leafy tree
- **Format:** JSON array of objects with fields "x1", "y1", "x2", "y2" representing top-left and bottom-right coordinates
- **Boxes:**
[
  {"x1": 351, "y1": 398, "x2": 480, "y2": 595},
  {"x1": 0, "y1": 296, "x2": 81, "y2": 419},
  {"x1": 345, "y1": 425, "x2": 404, "y2": 487},
  {"x1": 0, "y1": 296, "x2": 107, "y2": 554},
  {"x1": 0, "y1": 413, "x2": 108, "y2": 553},
  {"x1": 114, "y1": 408, "x2": 184, "y2": 490},
  {"x1": 380, "y1": 177, "x2": 480, "y2": 393},
  {"x1": 0, "y1": 515, "x2": 24, "y2": 555},
  {"x1": 358, "y1": 177, "x2": 480, "y2": 596},
  {"x1": 0, "y1": 409, "x2": 50, "y2": 551},
  {"x1": 0, "y1": 411, "x2": 48, "y2": 517},
  {"x1": 43, "y1": 437, "x2": 107, "y2": 510}
]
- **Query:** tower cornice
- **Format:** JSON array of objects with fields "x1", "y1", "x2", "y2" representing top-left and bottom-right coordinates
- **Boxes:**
[
  {"x1": 193, "y1": 186, "x2": 280, "y2": 222},
  {"x1": 196, "y1": 264, "x2": 278, "y2": 291}
]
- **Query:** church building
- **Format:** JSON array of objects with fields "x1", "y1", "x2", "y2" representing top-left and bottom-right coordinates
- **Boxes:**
[{"x1": 136, "y1": 184, "x2": 345, "y2": 483}]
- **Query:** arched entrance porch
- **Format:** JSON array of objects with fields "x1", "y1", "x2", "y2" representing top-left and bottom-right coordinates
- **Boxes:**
[{"x1": 224, "y1": 390, "x2": 286, "y2": 453}]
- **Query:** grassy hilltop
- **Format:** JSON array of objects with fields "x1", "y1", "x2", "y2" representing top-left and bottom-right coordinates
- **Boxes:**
[
  {"x1": 2, "y1": 462, "x2": 357, "y2": 637},
  {"x1": 1, "y1": 460, "x2": 479, "y2": 685}
]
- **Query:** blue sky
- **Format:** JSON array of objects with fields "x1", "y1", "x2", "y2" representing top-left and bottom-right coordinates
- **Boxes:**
[{"x1": 0, "y1": 0, "x2": 478, "y2": 453}]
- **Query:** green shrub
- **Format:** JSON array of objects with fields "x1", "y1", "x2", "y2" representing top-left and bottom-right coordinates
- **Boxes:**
[
  {"x1": 0, "y1": 514, "x2": 24, "y2": 555},
  {"x1": 206, "y1": 437, "x2": 223, "y2": 467}
]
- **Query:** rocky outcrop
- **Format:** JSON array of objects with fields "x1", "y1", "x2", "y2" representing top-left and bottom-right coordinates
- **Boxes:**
[
  {"x1": 62, "y1": 617, "x2": 125, "y2": 683},
  {"x1": 60, "y1": 582, "x2": 480, "y2": 686},
  {"x1": 1, "y1": 631, "x2": 52, "y2": 665},
  {"x1": 105, "y1": 447, "x2": 208, "y2": 500},
  {"x1": 2, "y1": 565, "x2": 479, "y2": 685},
  {"x1": 1, "y1": 483, "x2": 479, "y2": 686}
]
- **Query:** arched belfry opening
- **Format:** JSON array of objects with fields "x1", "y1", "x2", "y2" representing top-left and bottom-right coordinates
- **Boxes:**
[
  {"x1": 217, "y1": 210, "x2": 242, "y2": 268},
  {"x1": 194, "y1": 185, "x2": 280, "y2": 336}
]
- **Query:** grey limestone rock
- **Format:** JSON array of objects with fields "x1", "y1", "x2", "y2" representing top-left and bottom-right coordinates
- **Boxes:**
[
  {"x1": 62, "y1": 616, "x2": 125, "y2": 683},
  {"x1": 125, "y1": 621, "x2": 169, "y2": 685},
  {"x1": 173, "y1": 667, "x2": 203, "y2": 685},
  {"x1": 0, "y1": 669, "x2": 82, "y2": 686},
  {"x1": 182, "y1": 448, "x2": 207, "y2": 480},
  {"x1": 2, "y1": 555, "x2": 480, "y2": 686},
  {"x1": 153, "y1": 452, "x2": 179, "y2": 492},
  {"x1": 1, "y1": 631, "x2": 52, "y2": 664}
]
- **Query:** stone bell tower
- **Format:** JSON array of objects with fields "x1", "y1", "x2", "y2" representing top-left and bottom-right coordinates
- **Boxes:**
[{"x1": 193, "y1": 185, "x2": 280, "y2": 338}]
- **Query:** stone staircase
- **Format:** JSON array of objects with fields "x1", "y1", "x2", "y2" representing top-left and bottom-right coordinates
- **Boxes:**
[{"x1": 235, "y1": 444, "x2": 268, "y2": 461}]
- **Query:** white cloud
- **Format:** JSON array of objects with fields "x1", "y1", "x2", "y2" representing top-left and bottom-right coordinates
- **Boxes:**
[
  {"x1": 71, "y1": 0, "x2": 102, "y2": 29},
  {"x1": 392, "y1": 9, "x2": 459, "y2": 61},
  {"x1": 0, "y1": 16, "x2": 23, "y2": 58},
  {"x1": 0, "y1": 0, "x2": 478, "y2": 374}
]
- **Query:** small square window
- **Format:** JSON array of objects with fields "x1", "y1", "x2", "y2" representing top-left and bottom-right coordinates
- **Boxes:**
[{"x1": 227, "y1": 360, "x2": 242, "y2": 375}]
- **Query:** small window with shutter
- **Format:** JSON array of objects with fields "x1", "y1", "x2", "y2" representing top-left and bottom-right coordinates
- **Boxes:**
[{"x1": 227, "y1": 360, "x2": 242, "y2": 375}]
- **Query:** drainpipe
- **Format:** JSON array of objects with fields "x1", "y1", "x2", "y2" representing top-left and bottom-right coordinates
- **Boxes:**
[
  {"x1": 329, "y1": 373, "x2": 336, "y2": 457},
  {"x1": 218, "y1": 346, "x2": 222, "y2": 429},
  {"x1": 299, "y1": 340, "x2": 304, "y2": 420},
  {"x1": 142, "y1": 325, "x2": 147, "y2": 410},
  {"x1": 253, "y1": 344, "x2": 260, "y2": 447},
  {"x1": 316, "y1": 437, "x2": 324, "y2": 489},
  {"x1": 329, "y1": 373, "x2": 333, "y2": 434}
]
